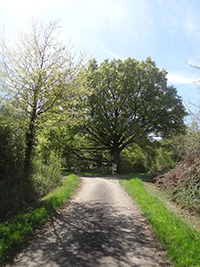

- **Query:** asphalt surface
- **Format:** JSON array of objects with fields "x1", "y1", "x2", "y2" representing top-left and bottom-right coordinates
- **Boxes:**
[{"x1": 13, "y1": 177, "x2": 168, "y2": 267}]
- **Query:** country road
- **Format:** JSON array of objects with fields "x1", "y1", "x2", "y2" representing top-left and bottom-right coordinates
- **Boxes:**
[{"x1": 13, "y1": 177, "x2": 168, "y2": 267}]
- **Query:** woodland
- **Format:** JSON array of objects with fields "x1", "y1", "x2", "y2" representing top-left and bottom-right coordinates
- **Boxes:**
[{"x1": 0, "y1": 18, "x2": 199, "y2": 225}]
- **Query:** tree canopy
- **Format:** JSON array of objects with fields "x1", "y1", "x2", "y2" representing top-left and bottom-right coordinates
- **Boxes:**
[
  {"x1": 0, "y1": 18, "x2": 89, "y2": 178},
  {"x1": 81, "y1": 57, "x2": 187, "y2": 171}
]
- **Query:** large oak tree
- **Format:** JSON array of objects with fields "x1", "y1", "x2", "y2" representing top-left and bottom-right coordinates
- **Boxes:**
[{"x1": 82, "y1": 57, "x2": 187, "y2": 172}]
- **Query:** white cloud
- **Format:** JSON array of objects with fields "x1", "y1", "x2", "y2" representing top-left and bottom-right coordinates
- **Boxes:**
[{"x1": 167, "y1": 72, "x2": 195, "y2": 85}]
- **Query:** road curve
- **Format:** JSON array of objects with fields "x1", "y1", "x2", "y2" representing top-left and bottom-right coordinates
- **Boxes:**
[{"x1": 13, "y1": 177, "x2": 167, "y2": 267}]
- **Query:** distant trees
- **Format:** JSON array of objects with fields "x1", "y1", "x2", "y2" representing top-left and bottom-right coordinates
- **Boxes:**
[
  {"x1": 0, "y1": 18, "x2": 89, "y2": 180},
  {"x1": 0, "y1": 17, "x2": 189, "y2": 218},
  {"x1": 81, "y1": 57, "x2": 187, "y2": 172}
]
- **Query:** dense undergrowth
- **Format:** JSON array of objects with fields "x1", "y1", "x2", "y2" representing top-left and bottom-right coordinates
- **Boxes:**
[
  {"x1": 152, "y1": 159, "x2": 200, "y2": 214},
  {"x1": 152, "y1": 122, "x2": 200, "y2": 215},
  {"x1": 120, "y1": 177, "x2": 200, "y2": 267},
  {"x1": 0, "y1": 174, "x2": 80, "y2": 266},
  {"x1": 0, "y1": 152, "x2": 63, "y2": 221}
]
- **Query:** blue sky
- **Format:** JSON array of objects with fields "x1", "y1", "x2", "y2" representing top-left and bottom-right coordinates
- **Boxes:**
[{"x1": 0, "y1": 0, "x2": 200, "y2": 106}]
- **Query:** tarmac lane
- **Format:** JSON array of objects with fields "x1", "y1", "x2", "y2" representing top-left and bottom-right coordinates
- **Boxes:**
[{"x1": 13, "y1": 177, "x2": 169, "y2": 267}]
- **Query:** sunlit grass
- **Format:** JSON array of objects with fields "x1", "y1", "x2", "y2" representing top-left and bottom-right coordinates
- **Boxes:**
[
  {"x1": 0, "y1": 174, "x2": 80, "y2": 265},
  {"x1": 120, "y1": 177, "x2": 200, "y2": 267}
]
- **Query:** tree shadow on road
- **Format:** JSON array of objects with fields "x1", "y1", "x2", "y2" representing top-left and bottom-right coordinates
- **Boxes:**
[{"x1": 15, "y1": 200, "x2": 166, "y2": 267}]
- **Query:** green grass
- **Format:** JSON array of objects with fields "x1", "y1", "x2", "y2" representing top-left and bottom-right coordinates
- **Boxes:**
[
  {"x1": 120, "y1": 172, "x2": 150, "y2": 180},
  {"x1": 120, "y1": 177, "x2": 200, "y2": 267},
  {"x1": 0, "y1": 174, "x2": 80, "y2": 266}
]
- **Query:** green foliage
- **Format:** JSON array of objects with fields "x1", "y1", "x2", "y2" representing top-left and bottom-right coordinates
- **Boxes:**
[
  {"x1": 158, "y1": 147, "x2": 174, "y2": 169},
  {"x1": 0, "y1": 174, "x2": 80, "y2": 265},
  {"x1": 172, "y1": 163, "x2": 200, "y2": 212},
  {"x1": 120, "y1": 145, "x2": 148, "y2": 173},
  {"x1": 120, "y1": 140, "x2": 175, "y2": 174},
  {"x1": 32, "y1": 152, "x2": 62, "y2": 198},
  {"x1": 0, "y1": 104, "x2": 25, "y2": 181},
  {"x1": 154, "y1": 121, "x2": 200, "y2": 212},
  {"x1": 171, "y1": 120, "x2": 200, "y2": 162},
  {"x1": 149, "y1": 146, "x2": 175, "y2": 173},
  {"x1": 0, "y1": 124, "x2": 24, "y2": 182},
  {"x1": 81, "y1": 57, "x2": 187, "y2": 171},
  {"x1": 0, "y1": 17, "x2": 90, "y2": 179},
  {"x1": 156, "y1": 160, "x2": 200, "y2": 213},
  {"x1": 0, "y1": 104, "x2": 26, "y2": 220},
  {"x1": 120, "y1": 178, "x2": 200, "y2": 266}
]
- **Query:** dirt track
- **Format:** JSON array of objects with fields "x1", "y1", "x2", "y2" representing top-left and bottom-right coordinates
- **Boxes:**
[{"x1": 13, "y1": 177, "x2": 169, "y2": 267}]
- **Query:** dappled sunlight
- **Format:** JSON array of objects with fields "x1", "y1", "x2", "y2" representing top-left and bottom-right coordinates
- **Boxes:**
[
  {"x1": 15, "y1": 178, "x2": 163, "y2": 267},
  {"x1": 16, "y1": 202, "x2": 158, "y2": 267}
]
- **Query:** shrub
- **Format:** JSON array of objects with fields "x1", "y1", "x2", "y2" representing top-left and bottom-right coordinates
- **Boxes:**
[
  {"x1": 32, "y1": 152, "x2": 62, "y2": 198},
  {"x1": 0, "y1": 123, "x2": 25, "y2": 221}
]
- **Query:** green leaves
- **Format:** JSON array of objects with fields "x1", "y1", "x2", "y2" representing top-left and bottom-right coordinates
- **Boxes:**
[
  {"x1": 0, "y1": 17, "x2": 90, "y2": 127},
  {"x1": 0, "y1": 18, "x2": 91, "y2": 178},
  {"x1": 81, "y1": 57, "x2": 187, "y2": 169}
]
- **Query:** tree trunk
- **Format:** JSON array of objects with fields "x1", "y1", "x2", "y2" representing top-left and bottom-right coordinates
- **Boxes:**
[
  {"x1": 24, "y1": 126, "x2": 35, "y2": 179},
  {"x1": 23, "y1": 116, "x2": 37, "y2": 203},
  {"x1": 22, "y1": 99, "x2": 38, "y2": 203},
  {"x1": 96, "y1": 154, "x2": 103, "y2": 169},
  {"x1": 23, "y1": 93, "x2": 38, "y2": 179},
  {"x1": 112, "y1": 149, "x2": 121, "y2": 173}
]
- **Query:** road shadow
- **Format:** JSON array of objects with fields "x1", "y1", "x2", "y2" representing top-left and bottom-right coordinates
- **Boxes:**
[{"x1": 15, "y1": 200, "x2": 164, "y2": 267}]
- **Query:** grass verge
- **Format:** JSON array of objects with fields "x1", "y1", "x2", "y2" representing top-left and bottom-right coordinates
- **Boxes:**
[
  {"x1": 0, "y1": 174, "x2": 80, "y2": 266},
  {"x1": 120, "y1": 177, "x2": 200, "y2": 267}
]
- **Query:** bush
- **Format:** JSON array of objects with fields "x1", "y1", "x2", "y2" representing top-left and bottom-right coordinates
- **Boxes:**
[
  {"x1": 0, "y1": 124, "x2": 25, "y2": 183},
  {"x1": 120, "y1": 145, "x2": 148, "y2": 174},
  {"x1": 149, "y1": 147, "x2": 175, "y2": 174},
  {"x1": 152, "y1": 123, "x2": 200, "y2": 212},
  {"x1": 32, "y1": 152, "x2": 62, "y2": 198},
  {"x1": 0, "y1": 122, "x2": 25, "y2": 221}
]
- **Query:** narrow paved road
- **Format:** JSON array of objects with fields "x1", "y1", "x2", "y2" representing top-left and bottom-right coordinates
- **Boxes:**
[{"x1": 13, "y1": 177, "x2": 168, "y2": 267}]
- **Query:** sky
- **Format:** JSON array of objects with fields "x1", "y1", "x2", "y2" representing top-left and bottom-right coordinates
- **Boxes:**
[{"x1": 0, "y1": 0, "x2": 200, "y2": 108}]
